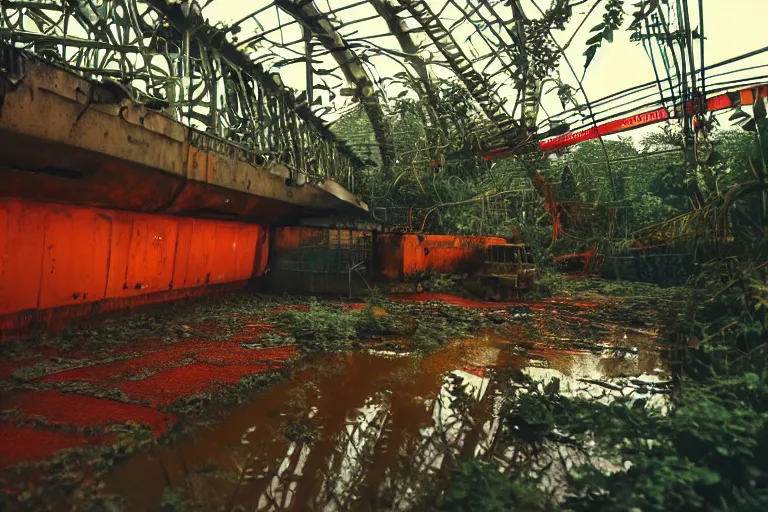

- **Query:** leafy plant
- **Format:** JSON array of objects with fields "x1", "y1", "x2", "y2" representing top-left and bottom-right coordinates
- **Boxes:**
[
  {"x1": 583, "y1": 0, "x2": 626, "y2": 72},
  {"x1": 584, "y1": 0, "x2": 660, "y2": 73},
  {"x1": 439, "y1": 460, "x2": 548, "y2": 512},
  {"x1": 276, "y1": 299, "x2": 358, "y2": 352}
]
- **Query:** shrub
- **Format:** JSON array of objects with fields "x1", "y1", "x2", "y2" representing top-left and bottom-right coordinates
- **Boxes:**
[{"x1": 277, "y1": 299, "x2": 358, "y2": 352}]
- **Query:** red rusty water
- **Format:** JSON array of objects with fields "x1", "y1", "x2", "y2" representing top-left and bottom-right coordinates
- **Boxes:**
[
  {"x1": 0, "y1": 290, "x2": 665, "y2": 510},
  {"x1": 98, "y1": 323, "x2": 667, "y2": 511},
  {"x1": 101, "y1": 340, "x2": 506, "y2": 510}
]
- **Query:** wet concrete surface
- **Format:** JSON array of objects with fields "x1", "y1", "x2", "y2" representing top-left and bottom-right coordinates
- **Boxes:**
[
  {"x1": 0, "y1": 291, "x2": 671, "y2": 510},
  {"x1": 100, "y1": 302, "x2": 668, "y2": 511}
]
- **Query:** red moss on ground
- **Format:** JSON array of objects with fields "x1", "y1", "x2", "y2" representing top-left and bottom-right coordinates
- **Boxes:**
[
  {"x1": 4, "y1": 391, "x2": 177, "y2": 436},
  {"x1": 108, "y1": 338, "x2": 169, "y2": 357},
  {"x1": 0, "y1": 425, "x2": 113, "y2": 467},
  {"x1": 0, "y1": 341, "x2": 295, "y2": 468},
  {"x1": 0, "y1": 360, "x2": 26, "y2": 380},
  {"x1": 0, "y1": 301, "x2": 303, "y2": 471},
  {"x1": 184, "y1": 320, "x2": 230, "y2": 337},
  {"x1": 38, "y1": 340, "x2": 214, "y2": 384},
  {"x1": 0, "y1": 347, "x2": 74, "y2": 379},
  {"x1": 194, "y1": 344, "x2": 296, "y2": 366},
  {"x1": 38, "y1": 341, "x2": 295, "y2": 386},
  {"x1": 117, "y1": 363, "x2": 271, "y2": 407},
  {"x1": 228, "y1": 323, "x2": 281, "y2": 343},
  {"x1": 389, "y1": 293, "x2": 601, "y2": 312}
]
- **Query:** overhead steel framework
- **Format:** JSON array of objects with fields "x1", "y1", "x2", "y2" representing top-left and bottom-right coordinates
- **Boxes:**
[
  {"x1": 0, "y1": 0, "x2": 369, "y2": 188},
  {"x1": 2, "y1": 0, "x2": 766, "y2": 176},
  {"x1": 0, "y1": 0, "x2": 543, "y2": 169},
  {"x1": 273, "y1": 0, "x2": 397, "y2": 173}
]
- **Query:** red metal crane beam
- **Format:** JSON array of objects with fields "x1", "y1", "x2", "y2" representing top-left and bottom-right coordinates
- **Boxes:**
[{"x1": 480, "y1": 84, "x2": 768, "y2": 161}]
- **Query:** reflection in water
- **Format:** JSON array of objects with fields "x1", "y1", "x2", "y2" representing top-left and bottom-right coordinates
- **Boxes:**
[{"x1": 103, "y1": 325, "x2": 668, "y2": 511}]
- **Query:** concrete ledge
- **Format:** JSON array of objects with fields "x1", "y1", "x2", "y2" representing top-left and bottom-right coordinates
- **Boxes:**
[{"x1": 0, "y1": 59, "x2": 368, "y2": 220}]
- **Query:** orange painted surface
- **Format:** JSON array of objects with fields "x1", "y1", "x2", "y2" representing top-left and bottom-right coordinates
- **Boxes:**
[
  {"x1": 377, "y1": 234, "x2": 507, "y2": 280},
  {"x1": 0, "y1": 200, "x2": 267, "y2": 338},
  {"x1": 273, "y1": 226, "x2": 327, "y2": 249}
]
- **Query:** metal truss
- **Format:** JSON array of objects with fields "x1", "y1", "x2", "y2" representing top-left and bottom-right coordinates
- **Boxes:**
[
  {"x1": 6, "y1": 1, "x2": 691, "y2": 172},
  {"x1": 0, "y1": 0, "x2": 366, "y2": 186},
  {"x1": 274, "y1": 0, "x2": 397, "y2": 173},
  {"x1": 200, "y1": 0, "x2": 548, "y2": 159},
  {"x1": 394, "y1": 0, "x2": 523, "y2": 147}
]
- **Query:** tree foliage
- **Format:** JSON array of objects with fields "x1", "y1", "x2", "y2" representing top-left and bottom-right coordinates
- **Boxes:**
[{"x1": 330, "y1": 2, "x2": 768, "y2": 510}]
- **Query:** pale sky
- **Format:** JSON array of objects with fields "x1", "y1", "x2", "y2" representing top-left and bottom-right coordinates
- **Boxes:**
[{"x1": 204, "y1": 0, "x2": 768, "y2": 144}]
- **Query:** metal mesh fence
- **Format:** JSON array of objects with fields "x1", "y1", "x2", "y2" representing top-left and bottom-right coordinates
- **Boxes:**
[{"x1": 272, "y1": 229, "x2": 373, "y2": 275}]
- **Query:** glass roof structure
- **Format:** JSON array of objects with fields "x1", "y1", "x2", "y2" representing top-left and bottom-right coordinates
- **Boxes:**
[{"x1": 2, "y1": 0, "x2": 767, "y2": 174}]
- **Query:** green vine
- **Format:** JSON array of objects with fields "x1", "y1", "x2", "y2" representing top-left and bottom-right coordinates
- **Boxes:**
[{"x1": 583, "y1": 0, "x2": 660, "y2": 73}]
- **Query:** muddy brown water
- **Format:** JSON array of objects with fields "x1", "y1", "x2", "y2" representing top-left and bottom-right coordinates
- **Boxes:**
[{"x1": 99, "y1": 320, "x2": 667, "y2": 511}]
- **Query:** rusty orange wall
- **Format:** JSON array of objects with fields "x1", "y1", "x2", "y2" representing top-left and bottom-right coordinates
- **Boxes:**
[
  {"x1": 0, "y1": 200, "x2": 268, "y2": 336},
  {"x1": 377, "y1": 234, "x2": 507, "y2": 280},
  {"x1": 272, "y1": 227, "x2": 327, "y2": 249}
]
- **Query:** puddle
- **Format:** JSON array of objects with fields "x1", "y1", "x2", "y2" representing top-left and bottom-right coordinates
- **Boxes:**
[{"x1": 101, "y1": 321, "x2": 668, "y2": 511}]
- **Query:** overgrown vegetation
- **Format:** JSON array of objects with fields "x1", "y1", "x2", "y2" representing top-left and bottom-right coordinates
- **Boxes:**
[
  {"x1": 6, "y1": 3, "x2": 767, "y2": 511},
  {"x1": 332, "y1": 2, "x2": 768, "y2": 509},
  {"x1": 276, "y1": 298, "x2": 359, "y2": 353},
  {"x1": 276, "y1": 294, "x2": 486, "y2": 353}
]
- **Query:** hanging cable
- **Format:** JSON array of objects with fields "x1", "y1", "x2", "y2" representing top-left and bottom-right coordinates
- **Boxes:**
[
  {"x1": 698, "y1": 0, "x2": 706, "y2": 100},
  {"x1": 528, "y1": 0, "x2": 618, "y2": 201},
  {"x1": 643, "y1": 18, "x2": 671, "y2": 111}
]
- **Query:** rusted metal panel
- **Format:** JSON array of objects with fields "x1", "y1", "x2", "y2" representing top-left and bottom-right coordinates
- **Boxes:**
[
  {"x1": 119, "y1": 102, "x2": 186, "y2": 143},
  {"x1": 268, "y1": 226, "x2": 374, "y2": 297},
  {"x1": 209, "y1": 222, "x2": 240, "y2": 284},
  {"x1": 37, "y1": 206, "x2": 112, "y2": 309},
  {"x1": 104, "y1": 213, "x2": 135, "y2": 297},
  {"x1": 187, "y1": 146, "x2": 208, "y2": 182},
  {"x1": 0, "y1": 200, "x2": 267, "y2": 337},
  {"x1": 273, "y1": 227, "x2": 327, "y2": 249},
  {"x1": 376, "y1": 234, "x2": 508, "y2": 280},
  {"x1": 1, "y1": 62, "x2": 187, "y2": 177},
  {"x1": 186, "y1": 220, "x2": 218, "y2": 288},
  {"x1": 0, "y1": 133, "x2": 182, "y2": 213},
  {"x1": 236, "y1": 224, "x2": 262, "y2": 281},
  {"x1": 171, "y1": 220, "x2": 195, "y2": 290},
  {"x1": 0, "y1": 201, "x2": 45, "y2": 313},
  {"x1": 123, "y1": 216, "x2": 179, "y2": 295},
  {"x1": 0, "y1": 280, "x2": 251, "y2": 342}
]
